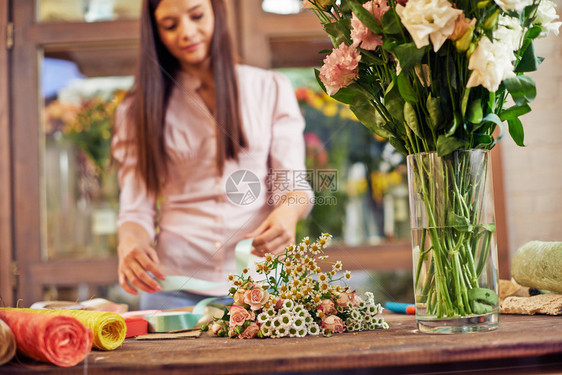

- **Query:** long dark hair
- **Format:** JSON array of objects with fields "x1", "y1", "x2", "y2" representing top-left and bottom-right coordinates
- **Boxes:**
[{"x1": 126, "y1": 0, "x2": 247, "y2": 196}]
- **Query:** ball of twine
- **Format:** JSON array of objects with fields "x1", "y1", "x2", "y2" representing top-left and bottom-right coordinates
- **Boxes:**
[{"x1": 0, "y1": 318, "x2": 17, "y2": 366}]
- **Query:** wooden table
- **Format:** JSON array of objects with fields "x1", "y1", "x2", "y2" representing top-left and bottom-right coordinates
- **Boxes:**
[{"x1": 3, "y1": 314, "x2": 562, "y2": 374}]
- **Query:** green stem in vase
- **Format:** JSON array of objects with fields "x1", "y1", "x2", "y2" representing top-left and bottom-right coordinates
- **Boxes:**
[{"x1": 413, "y1": 152, "x2": 496, "y2": 319}]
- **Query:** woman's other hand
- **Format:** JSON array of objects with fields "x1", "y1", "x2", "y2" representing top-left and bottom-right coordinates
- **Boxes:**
[
  {"x1": 245, "y1": 191, "x2": 311, "y2": 256},
  {"x1": 117, "y1": 222, "x2": 165, "y2": 295}
]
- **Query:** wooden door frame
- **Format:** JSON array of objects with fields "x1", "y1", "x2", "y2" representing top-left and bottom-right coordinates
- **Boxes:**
[{"x1": 0, "y1": 0, "x2": 13, "y2": 307}]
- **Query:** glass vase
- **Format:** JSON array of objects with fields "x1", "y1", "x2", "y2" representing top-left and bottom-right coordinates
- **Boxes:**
[{"x1": 406, "y1": 150, "x2": 499, "y2": 334}]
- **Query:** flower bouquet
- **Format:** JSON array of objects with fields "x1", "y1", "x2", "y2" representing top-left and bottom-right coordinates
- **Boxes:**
[
  {"x1": 203, "y1": 234, "x2": 388, "y2": 338},
  {"x1": 303, "y1": 0, "x2": 560, "y2": 333}
]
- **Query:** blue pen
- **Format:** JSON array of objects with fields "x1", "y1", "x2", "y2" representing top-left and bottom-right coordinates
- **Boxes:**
[{"x1": 385, "y1": 302, "x2": 415, "y2": 315}]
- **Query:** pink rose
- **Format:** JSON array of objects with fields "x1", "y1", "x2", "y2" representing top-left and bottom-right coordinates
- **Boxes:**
[
  {"x1": 350, "y1": 0, "x2": 387, "y2": 51},
  {"x1": 229, "y1": 305, "x2": 252, "y2": 328},
  {"x1": 239, "y1": 323, "x2": 260, "y2": 339},
  {"x1": 336, "y1": 291, "x2": 358, "y2": 307},
  {"x1": 319, "y1": 43, "x2": 361, "y2": 96},
  {"x1": 244, "y1": 287, "x2": 270, "y2": 311},
  {"x1": 318, "y1": 299, "x2": 336, "y2": 316},
  {"x1": 274, "y1": 298, "x2": 283, "y2": 310},
  {"x1": 209, "y1": 320, "x2": 226, "y2": 336},
  {"x1": 322, "y1": 315, "x2": 345, "y2": 333},
  {"x1": 233, "y1": 289, "x2": 246, "y2": 306}
]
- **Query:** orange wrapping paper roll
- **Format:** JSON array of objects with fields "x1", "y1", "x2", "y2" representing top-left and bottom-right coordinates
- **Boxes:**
[{"x1": 0, "y1": 310, "x2": 93, "y2": 367}]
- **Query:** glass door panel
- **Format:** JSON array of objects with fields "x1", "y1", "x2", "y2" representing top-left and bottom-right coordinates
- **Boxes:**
[
  {"x1": 40, "y1": 44, "x2": 137, "y2": 261},
  {"x1": 37, "y1": 0, "x2": 141, "y2": 23}
]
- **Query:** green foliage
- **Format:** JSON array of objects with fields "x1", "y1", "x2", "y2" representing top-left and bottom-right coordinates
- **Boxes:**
[{"x1": 63, "y1": 97, "x2": 119, "y2": 173}]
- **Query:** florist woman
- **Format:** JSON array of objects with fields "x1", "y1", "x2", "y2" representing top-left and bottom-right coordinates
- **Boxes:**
[{"x1": 111, "y1": 0, "x2": 313, "y2": 309}]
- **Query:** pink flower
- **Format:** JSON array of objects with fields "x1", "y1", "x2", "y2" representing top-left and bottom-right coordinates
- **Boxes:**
[
  {"x1": 233, "y1": 289, "x2": 246, "y2": 306},
  {"x1": 395, "y1": 0, "x2": 408, "y2": 6},
  {"x1": 304, "y1": 133, "x2": 329, "y2": 167},
  {"x1": 239, "y1": 323, "x2": 260, "y2": 339},
  {"x1": 336, "y1": 291, "x2": 358, "y2": 307},
  {"x1": 244, "y1": 286, "x2": 270, "y2": 311},
  {"x1": 229, "y1": 305, "x2": 252, "y2": 328},
  {"x1": 274, "y1": 298, "x2": 283, "y2": 310},
  {"x1": 317, "y1": 299, "x2": 336, "y2": 316},
  {"x1": 322, "y1": 315, "x2": 345, "y2": 333},
  {"x1": 209, "y1": 320, "x2": 226, "y2": 336},
  {"x1": 319, "y1": 43, "x2": 361, "y2": 96},
  {"x1": 350, "y1": 0, "x2": 387, "y2": 50},
  {"x1": 366, "y1": 0, "x2": 390, "y2": 22},
  {"x1": 448, "y1": 13, "x2": 476, "y2": 41}
]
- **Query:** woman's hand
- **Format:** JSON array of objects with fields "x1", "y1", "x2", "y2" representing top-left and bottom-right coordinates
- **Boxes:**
[
  {"x1": 245, "y1": 191, "x2": 311, "y2": 256},
  {"x1": 117, "y1": 222, "x2": 165, "y2": 295}
]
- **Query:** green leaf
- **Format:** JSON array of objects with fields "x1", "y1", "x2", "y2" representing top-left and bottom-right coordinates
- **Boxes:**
[
  {"x1": 323, "y1": 19, "x2": 352, "y2": 47},
  {"x1": 350, "y1": 100, "x2": 394, "y2": 138},
  {"x1": 426, "y1": 95, "x2": 442, "y2": 130},
  {"x1": 507, "y1": 117, "x2": 525, "y2": 146},
  {"x1": 446, "y1": 111, "x2": 462, "y2": 137},
  {"x1": 404, "y1": 102, "x2": 421, "y2": 138},
  {"x1": 384, "y1": 81, "x2": 406, "y2": 126},
  {"x1": 397, "y1": 73, "x2": 418, "y2": 103},
  {"x1": 525, "y1": 25, "x2": 542, "y2": 40},
  {"x1": 436, "y1": 135, "x2": 466, "y2": 156},
  {"x1": 503, "y1": 75, "x2": 537, "y2": 105},
  {"x1": 449, "y1": 212, "x2": 473, "y2": 232},
  {"x1": 515, "y1": 41, "x2": 541, "y2": 73},
  {"x1": 468, "y1": 288, "x2": 498, "y2": 305},
  {"x1": 483, "y1": 113, "x2": 506, "y2": 146},
  {"x1": 468, "y1": 99, "x2": 483, "y2": 124},
  {"x1": 393, "y1": 43, "x2": 429, "y2": 74},
  {"x1": 482, "y1": 113, "x2": 503, "y2": 127},
  {"x1": 389, "y1": 136, "x2": 409, "y2": 156},
  {"x1": 482, "y1": 224, "x2": 496, "y2": 232},
  {"x1": 382, "y1": 39, "x2": 398, "y2": 52},
  {"x1": 499, "y1": 103, "x2": 531, "y2": 121},
  {"x1": 381, "y1": 9, "x2": 402, "y2": 34},
  {"x1": 348, "y1": 0, "x2": 382, "y2": 34},
  {"x1": 472, "y1": 134, "x2": 493, "y2": 148}
]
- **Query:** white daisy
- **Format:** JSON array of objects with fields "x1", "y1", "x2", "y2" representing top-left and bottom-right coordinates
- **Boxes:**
[
  {"x1": 283, "y1": 300, "x2": 295, "y2": 310},
  {"x1": 297, "y1": 328, "x2": 307, "y2": 337},
  {"x1": 308, "y1": 323, "x2": 321, "y2": 335},
  {"x1": 258, "y1": 313, "x2": 269, "y2": 323}
]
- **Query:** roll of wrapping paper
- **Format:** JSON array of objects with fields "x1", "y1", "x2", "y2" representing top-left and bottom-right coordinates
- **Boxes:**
[
  {"x1": 146, "y1": 311, "x2": 201, "y2": 333},
  {"x1": 146, "y1": 297, "x2": 219, "y2": 333},
  {"x1": 0, "y1": 318, "x2": 16, "y2": 365},
  {"x1": 0, "y1": 308, "x2": 126, "y2": 351},
  {"x1": 0, "y1": 310, "x2": 92, "y2": 367}
]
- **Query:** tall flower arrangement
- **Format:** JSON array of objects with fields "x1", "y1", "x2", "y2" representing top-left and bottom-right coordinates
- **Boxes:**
[
  {"x1": 304, "y1": 0, "x2": 560, "y2": 155},
  {"x1": 304, "y1": 0, "x2": 560, "y2": 324}
]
